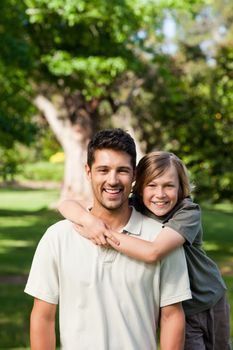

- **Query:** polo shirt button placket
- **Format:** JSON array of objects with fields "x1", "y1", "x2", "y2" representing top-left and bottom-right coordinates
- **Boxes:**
[{"x1": 98, "y1": 247, "x2": 118, "y2": 263}]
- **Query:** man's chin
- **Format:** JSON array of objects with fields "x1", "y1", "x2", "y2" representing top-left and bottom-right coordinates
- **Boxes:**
[{"x1": 102, "y1": 200, "x2": 123, "y2": 211}]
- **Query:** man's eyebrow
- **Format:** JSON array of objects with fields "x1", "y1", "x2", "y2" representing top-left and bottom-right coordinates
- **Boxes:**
[{"x1": 95, "y1": 165, "x2": 109, "y2": 169}]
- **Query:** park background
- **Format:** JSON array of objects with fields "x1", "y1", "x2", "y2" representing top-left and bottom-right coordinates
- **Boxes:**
[{"x1": 0, "y1": 0, "x2": 232, "y2": 348}]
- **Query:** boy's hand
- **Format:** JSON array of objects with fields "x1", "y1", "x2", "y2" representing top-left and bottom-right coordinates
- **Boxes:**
[{"x1": 73, "y1": 217, "x2": 120, "y2": 247}]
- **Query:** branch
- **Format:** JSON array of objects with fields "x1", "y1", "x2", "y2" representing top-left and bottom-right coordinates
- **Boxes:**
[{"x1": 34, "y1": 95, "x2": 70, "y2": 146}]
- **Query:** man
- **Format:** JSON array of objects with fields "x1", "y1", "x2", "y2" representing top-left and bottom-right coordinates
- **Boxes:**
[{"x1": 25, "y1": 128, "x2": 191, "y2": 349}]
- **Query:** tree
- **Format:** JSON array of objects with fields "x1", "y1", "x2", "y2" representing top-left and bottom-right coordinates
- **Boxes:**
[
  {"x1": 167, "y1": 0, "x2": 233, "y2": 201},
  {"x1": 0, "y1": 0, "x2": 39, "y2": 181},
  {"x1": 0, "y1": 0, "x2": 37, "y2": 148},
  {"x1": 20, "y1": 0, "x2": 164, "y2": 200},
  {"x1": 4, "y1": 0, "x2": 230, "y2": 203},
  {"x1": 110, "y1": 0, "x2": 232, "y2": 203}
]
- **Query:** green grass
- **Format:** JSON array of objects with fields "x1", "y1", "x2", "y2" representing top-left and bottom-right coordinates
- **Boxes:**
[
  {"x1": 0, "y1": 188, "x2": 232, "y2": 348},
  {"x1": 0, "y1": 189, "x2": 61, "y2": 276},
  {"x1": 202, "y1": 206, "x2": 233, "y2": 272},
  {"x1": 0, "y1": 188, "x2": 61, "y2": 349}
]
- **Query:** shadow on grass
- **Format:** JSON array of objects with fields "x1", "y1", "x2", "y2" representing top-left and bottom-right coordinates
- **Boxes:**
[
  {"x1": 0, "y1": 208, "x2": 61, "y2": 275},
  {"x1": 0, "y1": 284, "x2": 60, "y2": 349},
  {"x1": 0, "y1": 205, "x2": 61, "y2": 349},
  {"x1": 0, "y1": 285, "x2": 31, "y2": 348}
]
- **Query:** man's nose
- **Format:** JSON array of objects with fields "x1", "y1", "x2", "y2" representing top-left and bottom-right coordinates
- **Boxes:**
[{"x1": 107, "y1": 171, "x2": 119, "y2": 185}]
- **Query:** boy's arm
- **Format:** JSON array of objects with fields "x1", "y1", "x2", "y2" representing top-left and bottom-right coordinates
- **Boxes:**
[
  {"x1": 107, "y1": 227, "x2": 185, "y2": 263},
  {"x1": 160, "y1": 302, "x2": 185, "y2": 350},
  {"x1": 30, "y1": 298, "x2": 57, "y2": 350},
  {"x1": 58, "y1": 200, "x2": 185, "y2": 262},
  {"x1": 58, "y1": 200, "x2": 119, "y2": 246}
]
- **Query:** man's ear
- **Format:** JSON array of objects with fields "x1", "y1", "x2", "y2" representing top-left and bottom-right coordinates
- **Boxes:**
[{"x1": 85, "y1": 164, "x2": 91, "y2": 180}]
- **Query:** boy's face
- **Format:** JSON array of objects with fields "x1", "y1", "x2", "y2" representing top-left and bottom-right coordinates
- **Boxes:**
[
  {"x1": 142, "y1": 164, "x2": 179, "y2": 217},
  {"x1": 86, "y1": 149, "x2": 135, "y2": 212}
]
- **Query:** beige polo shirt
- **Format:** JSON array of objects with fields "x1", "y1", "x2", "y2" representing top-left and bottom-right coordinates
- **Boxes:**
[{"x1": 25, "y1": 207, "x2": 191, "y2": 350}]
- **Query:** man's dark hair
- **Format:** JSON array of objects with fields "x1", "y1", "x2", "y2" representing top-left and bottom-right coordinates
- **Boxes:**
[{"x1": 87, "y1": 128, "x2": 136, "y2": 169}]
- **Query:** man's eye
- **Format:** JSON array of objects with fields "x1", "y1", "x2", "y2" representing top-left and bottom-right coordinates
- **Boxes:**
[{"x1": 119, "y1": 169, "x2": 130, "y2": 173}]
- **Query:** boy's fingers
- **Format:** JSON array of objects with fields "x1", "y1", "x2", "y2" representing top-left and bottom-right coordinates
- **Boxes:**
[
  {"x1": 104, "y1": 231, "x2": 120, "y2": 245},
  {"x1": 106, "y1": 237, "x2": 119, "y2": 247},
  {"x1": 91, "y1": 235, "x2": 109, "y2": 247},
  {"x1": 98, "y1": 234, "x2": 108, "y2": 245}
]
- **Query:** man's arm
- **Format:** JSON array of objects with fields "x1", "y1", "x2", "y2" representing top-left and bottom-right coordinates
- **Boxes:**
[
  {"x1": 30, "y1": 298, "x2": 57, "y2": 350},
  {"x1": 160, "y1": 302, "x2": 185, "y2": 350}
]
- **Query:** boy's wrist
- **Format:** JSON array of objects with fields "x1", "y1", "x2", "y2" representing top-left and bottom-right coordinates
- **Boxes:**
[{"x1": 82, "y1": 209, "x2": 96, "y2": 227}]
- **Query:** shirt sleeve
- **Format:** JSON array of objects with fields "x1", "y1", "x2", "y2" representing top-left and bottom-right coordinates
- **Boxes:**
[
  {"x1": 159, "y1": 246, "x2": 192, "y2": 307},
  {"x1": 164, "y1": 198, "x2": 201, "y2": 244},
  {"x1": 24, "y1": 227, "x2": 59, "y2": 304}
]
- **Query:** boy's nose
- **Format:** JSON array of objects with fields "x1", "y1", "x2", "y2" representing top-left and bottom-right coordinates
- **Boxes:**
[{"x1": 156, "y1": 187, "x2": 165, "y2": 197}]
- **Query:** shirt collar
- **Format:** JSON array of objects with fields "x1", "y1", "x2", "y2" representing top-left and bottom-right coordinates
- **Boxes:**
[{"x1": 123, "y1": 207, "x2": 143, "y2": 236}]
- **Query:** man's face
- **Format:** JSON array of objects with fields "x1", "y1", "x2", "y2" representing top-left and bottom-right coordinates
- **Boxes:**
[{"x1": 86, "y1": 149, "x2": 135, "y2": 211}]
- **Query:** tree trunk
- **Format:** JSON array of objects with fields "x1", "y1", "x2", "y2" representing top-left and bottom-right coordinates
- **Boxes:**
[
  {"x1": 34, "y1": 95, "x2": 91, "y2": 204},
  {"x1": 62, "y1": 128, "x2": 91, "y2": 202},
  {"x1": 34, "y1": 95, "x2": 145, "y2": 206},
  {"x1": 111, "y1": 106, "x2": 145, "y2": 162}
]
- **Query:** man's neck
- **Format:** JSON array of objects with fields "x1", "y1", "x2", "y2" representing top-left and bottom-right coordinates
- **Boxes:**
[{"x1": 90, "y1": 205, "x2": 132, "y2": 231}]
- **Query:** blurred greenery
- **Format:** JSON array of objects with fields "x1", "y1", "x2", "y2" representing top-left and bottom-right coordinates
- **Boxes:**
[
  {"x1": 1, "y1": 0, "x2": 233, "y2": 202},
  {"x1": 0, "y1": 188, "x2": 232, "y2": 348},
  {"x1": 16, "y1": 161, "x2": 63, "y2": 183}
]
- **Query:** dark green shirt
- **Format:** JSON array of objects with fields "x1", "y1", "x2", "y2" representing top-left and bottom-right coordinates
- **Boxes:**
[{"x1": 131, "y1": 196, "x2": 226, "y2": 316}]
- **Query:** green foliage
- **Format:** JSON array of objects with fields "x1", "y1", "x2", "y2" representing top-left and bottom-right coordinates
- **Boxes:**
[
  {"x1": 18, "y1": 161, "x2": 63, "y2": 182},
  {"x1": 0, "y1": 145, "x2": 28, "y2": 181},
  {"x1": 42, "y1": 53, "x2": 127, "y2": 97},
  {"x1": 1, "y1": 0, "x2": 233, "y2": 203},
  {"x1": 24, "y1": 0, "x2": 160, "y2": 94},
  {"x1": 126, "y1": 2, "x2": 233, "y2": 202},
  {"x1": 0, "y1": 149, "x2": 20, "y2": 181},
  {"x1": 33, "y1": 125, "x2": 62, "y2": 161},
  {"x1": 0, "y1": 0, "x2": 37, "y2": 148}
]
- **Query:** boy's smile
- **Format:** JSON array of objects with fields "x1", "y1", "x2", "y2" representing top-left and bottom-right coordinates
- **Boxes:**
[{"x1": 143, "y1": 165, "x2": 179, "y2": 216}]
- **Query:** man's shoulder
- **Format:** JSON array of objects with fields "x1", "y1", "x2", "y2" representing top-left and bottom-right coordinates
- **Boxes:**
[
  {"x1": 48, "y1": 218, "x2": 73, "y2": 230},
  {"x1": 141, "y1": 213, "x2": 163, "y2": 230},
  {"x1": 127, "y1": 208, "x2": 162, "y2": 239},
  {"x1": 44, "y1": 219, "x2": 74, "y2": 239},
  {"x1": 132, "y1": 208, "x2": 161, "y2": 225}
]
